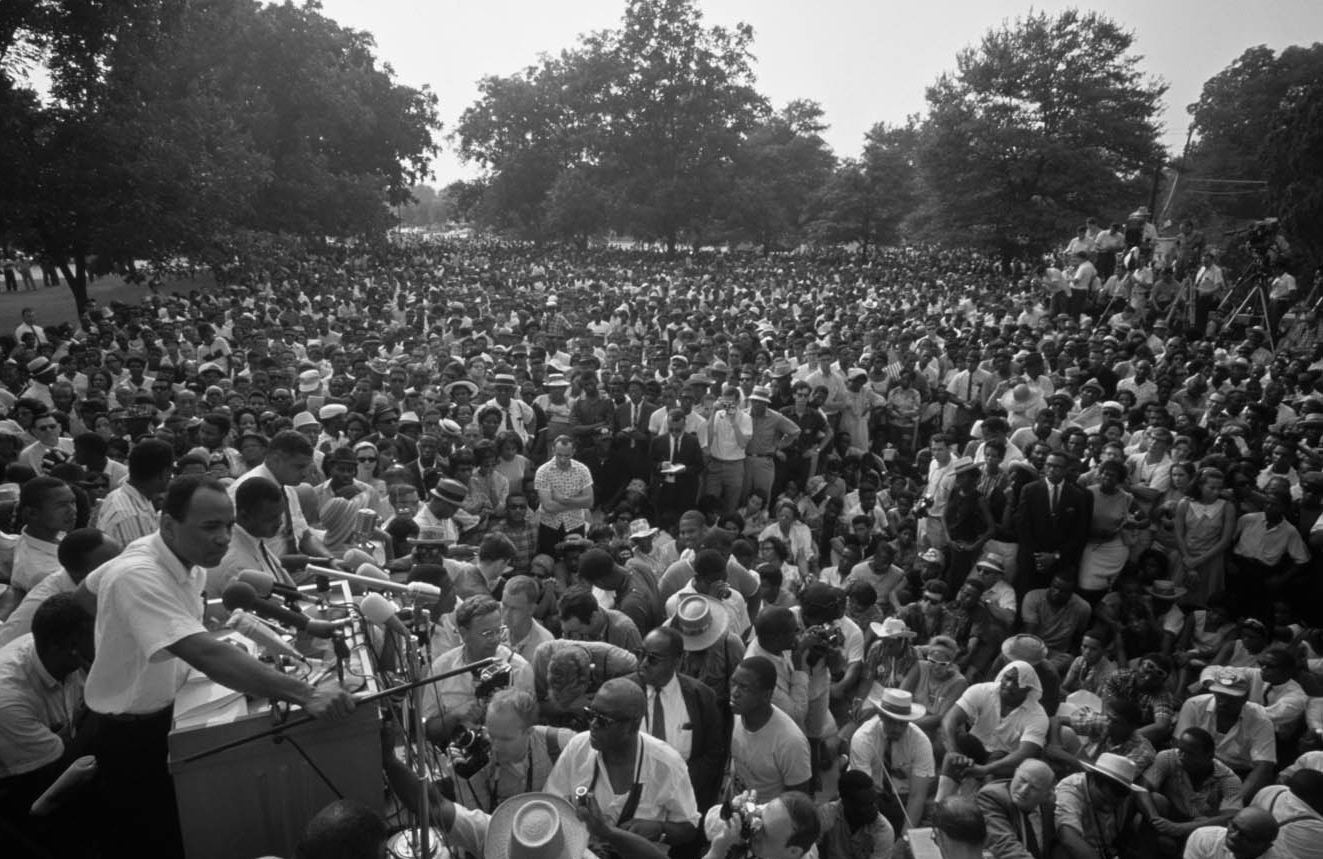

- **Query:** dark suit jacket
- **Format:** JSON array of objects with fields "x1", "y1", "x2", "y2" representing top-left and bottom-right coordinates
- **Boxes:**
[
  {"x1": 649, "y1": 432, "x2": 703, "y2": 506},
  {"x1": 629, "y1": 673, "x2": 726, "y2": 809},
  {"x1": 977, "y1": 779, "x2": 1055, "y2": 859},
  {"x1": 1014, "y1": 478, "x2": 1093, "y2": 589}
]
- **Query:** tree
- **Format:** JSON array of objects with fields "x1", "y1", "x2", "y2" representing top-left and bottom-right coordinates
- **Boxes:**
[
  {"x1": 1262, "y1": 75, "x2": 1323, "y2": 271},
  {"x1": 915, "y1": 10, "x2": 1166, "y2": 253},
  {"x1": 597, "y1": 0, "x2": 767, "y2": 251},
  {"x1": 453, "y1": 0, "x2": 767, "y2": 252},
  {"x1": 0, "y1": 0, "x2": 439, "y2": 314},
  {"x1": 722, "y1": 100, "x2": 836, "y2": 253},
  {"x1": 1182, "y1": 44, "x2": 1323, "y2": 235},
  {"x1": 544, "y1": 166, "x2": 610, "y2": 249},
  {"x1": 806, "y1": 122, "x2": 917, "y2": 259}
]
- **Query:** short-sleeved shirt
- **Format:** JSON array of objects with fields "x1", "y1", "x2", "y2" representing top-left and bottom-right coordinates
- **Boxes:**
[
  {"x1": 533, "y1": 459, "x2": 594, "y2": 530},
  {"x1": 543, "y1": 732, "x2": 699, "y2": 828},
  {"x1": 83, "y1": 533, "x2": 208, "y2": 714},
  {"x1": 954, "y1": 681, "x2": 1049, "y2": 753},
  {"x1": 1251, "y1": 785, "x2": 1323, "y2": 859},
  {"x1": 0, "y1": 570, "x2": 77, "y2": 650},
  {"x1": 1054, "y1": 772, "x2": 1127, "y2": 853},
  {"x1": 95, "y1": 482, "x2": 159, "y2": 549},
  {"x1": 1141, "y1": 748, "x2": 1242, "y2": 820},
  {"x1": 0, "y1": 634, "x2": 83, "y2": 777},
  {"x1": 849, "y1": 717, "x2": 935, "y2": 797},
  {"x1": 419, "y1": 644, "x2": 534, "y2": 723},
  {"x1": 228, "y1": 464, "x2": 310, "y2": 558},
  {"x1": 1175, "y1": 694, "x2": 1276, "y2": 771},
  {"x1": 730, "y1": 706, "x2": 812, "y2": 801}
]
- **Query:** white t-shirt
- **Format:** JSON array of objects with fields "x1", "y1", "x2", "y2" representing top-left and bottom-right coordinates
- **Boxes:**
[
  {"x1": 954, "y1": 681, "x2": 1049, "y2": 753},
  {"x1": 730, "y1": 706, "x2": 812, "y2": 801}
]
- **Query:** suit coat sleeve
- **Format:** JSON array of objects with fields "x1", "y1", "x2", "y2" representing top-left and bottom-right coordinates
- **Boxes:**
[
  {"x1": 1060, "y1": 485, "x2": 1094, "y2": 564},
  {"x1": 977, "y1": 783, "x2": 1036, "y2": 859},
  {"x1": 683, "y1": 677, "x2": 726, "y2": 809}
]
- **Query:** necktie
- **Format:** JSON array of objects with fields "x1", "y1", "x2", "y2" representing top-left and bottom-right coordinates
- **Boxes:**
[
  {"x1": 505, "y1": 409, "x2": 514, "y2": 430},
  {"x1": 670, "y1": 434, "x2": 677, "y2": 462},
  {"x1": 1050, "y1": 483, "x2": 1059, "y2": 514},
  {"x1": 651, "y1": 687, "x2": 666, "y2": 743},
  {"x1": 1021, "y1": 810, "x2": 1040, "y2": 857}
]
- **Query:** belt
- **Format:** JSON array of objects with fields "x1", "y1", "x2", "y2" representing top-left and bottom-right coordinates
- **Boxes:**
[
  {"x1": 94, "y1": 706, "x2": 173, "y2": 723},
  {"x1": 748, "y1": 453, "x2": 774, "y2": 458},
  {"x1": 711, "y1": 457, "x2": 745, "y2": 463}
]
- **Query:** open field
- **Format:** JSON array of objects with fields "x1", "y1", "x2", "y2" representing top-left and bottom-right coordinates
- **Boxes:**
[{"x1": 0, "y1": 269, "x2": 220, "y2": 327}]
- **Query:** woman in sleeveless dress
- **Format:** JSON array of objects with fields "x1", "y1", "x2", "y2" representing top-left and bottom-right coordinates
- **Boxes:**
[{"x1": 1173, "y1": 467, "x2": 1236, "y2": 606}]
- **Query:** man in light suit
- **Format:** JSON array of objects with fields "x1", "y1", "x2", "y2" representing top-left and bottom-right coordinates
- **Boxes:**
[
  {"x1": 978, "y1": 760, "x2": 1057, "y2": 859},
  {"x1": 633, "y1": 626, "x2": 726, "y2": 809},
  {"x1": 650, "y1": 408, "x2": 704, "y2": 515},
  {"x1": 1014, "y1": 451, "x2": 1092, "y2": 598}
]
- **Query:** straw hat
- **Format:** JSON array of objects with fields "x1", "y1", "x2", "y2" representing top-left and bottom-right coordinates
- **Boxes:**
[
  {"x1": 484, "y1": 793, "x2": 589, "y2": 859},
  {"x1": 870, "y1": 617, "x2": 916, "y2": 640},
  {"x1": 867, "y1": 687, "x2": 927, "y2": 722},
  {"x1": 669, "y1": 593, "x2": 729, "y2": 651},
  {"x1": 1079, "y1": 753, "x2": 1142, "y2": 792}
]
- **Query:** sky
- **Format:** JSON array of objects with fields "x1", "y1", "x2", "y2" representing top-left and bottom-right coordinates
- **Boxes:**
[{"x1": 320, "y1": 0, "x2": 1321, "y2": 186}]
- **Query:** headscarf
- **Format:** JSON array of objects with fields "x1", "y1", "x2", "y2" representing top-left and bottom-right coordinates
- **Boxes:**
[
  {"x1": 995, "y1": 659, "x2": 1043, "y2": 708},
  {"x1": 352, "y1": 441, "x2": 378, "y2": 483}
]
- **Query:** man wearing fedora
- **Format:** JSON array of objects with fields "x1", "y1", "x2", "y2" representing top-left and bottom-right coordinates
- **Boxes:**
[
  {"x1": 848, "y1": 688, "x2": 936, "y2": 837},
  {"x1": 1053, "y1": 753, "x2": 1143, "y2": 859},
  {"x1": 414, "y1": 477, "x2": 473, "y2": 546},
  {"x1": 632, "y1": 627, "x2": 725, "y2": 810},
  {"x1": 744, "y1": 386, "x2": 801, "y2": 504},
  {"x1": 544, "y1": 678, "x2": 700, "y2": 852},
  {"x1": 669, "y1": 590, "x2": 746, "y2": 730}
]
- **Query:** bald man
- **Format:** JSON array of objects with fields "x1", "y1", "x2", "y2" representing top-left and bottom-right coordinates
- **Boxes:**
[
  {"x1": 1183, "y1": 808, "x2": 1281, "y2": 859},
  {"x1": 978, "y1": 759, "x2": 1057, "y2": 859},
  {"x1": 544, "y1": 677, "x2": 700, "y2": 850}
]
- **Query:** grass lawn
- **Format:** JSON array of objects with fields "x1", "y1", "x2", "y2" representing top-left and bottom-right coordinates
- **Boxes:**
[{"x1": 0, "y1": 270, "x2": 221, "y2": 327}]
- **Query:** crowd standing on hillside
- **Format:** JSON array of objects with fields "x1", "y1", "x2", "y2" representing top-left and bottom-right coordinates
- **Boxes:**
[{"x1": 1, "y1": 212, "x2": 1323, "y2": 859}]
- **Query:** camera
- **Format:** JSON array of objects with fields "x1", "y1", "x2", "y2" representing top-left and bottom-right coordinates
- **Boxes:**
[
  {"x1": 473, "y1": 662, "x2": 513, "y2": 700},
  {"x1": 803, "y1": 623, "x2": 845, "y2": 649},
  {"x1": 720, "y1": 795, "x2": 764, "y2": 853},
  {"x1": 448, "y1": 726, "x2": 491, "y2": 779}
]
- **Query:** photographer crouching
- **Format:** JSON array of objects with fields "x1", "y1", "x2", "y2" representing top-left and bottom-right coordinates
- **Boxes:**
[
  {"x1": 444, "y1": 688, "x2": 576, "y2": 812},
  {"x1": 701, "y1": 790, "x2": 822, "y2": 859},
  {"x1": 797, "y1": 583, "x2": 866, "y2": 783}
]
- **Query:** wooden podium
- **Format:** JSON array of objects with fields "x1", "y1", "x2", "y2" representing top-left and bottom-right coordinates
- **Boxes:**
[{"x1": 168, "y1": 588, "x2": 384, "y2": 859}]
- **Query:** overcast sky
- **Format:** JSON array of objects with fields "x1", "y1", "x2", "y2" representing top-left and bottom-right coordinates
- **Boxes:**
[{"x1": 315, "y1": 0, "x2": 1322, "y2": 186}]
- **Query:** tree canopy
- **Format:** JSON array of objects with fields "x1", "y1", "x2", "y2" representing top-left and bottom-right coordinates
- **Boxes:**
[
  {"x1": 911, "y1": 10, "x2": 1166, "y2": 253},
  {"x1": 0, "y1": 0, "x2": 439, "y2": 314}
]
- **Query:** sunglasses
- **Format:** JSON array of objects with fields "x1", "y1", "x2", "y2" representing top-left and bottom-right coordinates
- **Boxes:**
[
  {"x1": 357, "y1": 456, "x2": 377, "y2": 463},
  {"x1": 583, "y1": 707, "x2": 630, "y2": 728}
]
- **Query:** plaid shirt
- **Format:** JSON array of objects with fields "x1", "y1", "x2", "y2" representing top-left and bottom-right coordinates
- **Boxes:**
[
  {"x1": 493, "y1": 519, "x2": 537, "y2": 575},
  {"x1": 1099, "y1": 669, "x2": 1177, "y2": 727}
]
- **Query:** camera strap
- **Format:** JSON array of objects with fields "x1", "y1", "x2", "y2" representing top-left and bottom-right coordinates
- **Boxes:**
[{"x1": 588, "y1": 738, "x2": 646, "y2": 826}]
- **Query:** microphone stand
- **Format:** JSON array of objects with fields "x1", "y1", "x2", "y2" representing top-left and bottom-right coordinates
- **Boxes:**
[
  {"x1": 178, "y1": 660, "x2": 496, "y2": 765},
  {"x1": 390, "y1": 623, "x2": 442, "y2": 858}
]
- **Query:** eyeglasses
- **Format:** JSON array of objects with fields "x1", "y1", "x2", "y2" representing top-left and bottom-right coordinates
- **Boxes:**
[
  {"x1": 473, "y1": 625, "x2": 506, "y2": 641},
  {"x1": 584, "y1": 707, "x2": 630, "y2": 728},
  {"x1": 926, "y1": 656, "x2": 953, "y2": 667},
  {"x1": 638, "y1": 650, "x2": 673, "y2": 665}
]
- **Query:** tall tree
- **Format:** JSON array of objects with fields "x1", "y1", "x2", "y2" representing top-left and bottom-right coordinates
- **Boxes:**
[
  {"x1": 807, "y1": 122, "x2": 917, "y2": 259},
  {"x1": 915, "y1": 10, "x2": 1166, "y2": 253},
  {"x1": 598, "y1": 0, "x2": 767, "y2": 251},
  {"x1": 1262, "y1": 74, "x2": 1323, "y2": 271}
]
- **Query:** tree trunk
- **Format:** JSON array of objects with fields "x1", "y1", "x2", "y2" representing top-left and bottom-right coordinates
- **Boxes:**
[
  {"x1": 665, "y1": 231, "x2": 677, "y2": 256},
  {"x1": 59, "y1": 255, "x2": 90, "y2": 319}
]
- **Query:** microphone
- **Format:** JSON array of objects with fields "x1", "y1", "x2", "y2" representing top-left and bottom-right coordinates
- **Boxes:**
[
  {"x1": 356, "y1": 563, "x2": 390, "y2": 582},
  {"x1": 221, "y1": 580, "x2": 343, "y2": 639},
  {"x1": 361, "y1": 593, "x2": 410, "y2": 639},
  {"x1": 237, "y1": 569, "x2": 318, "y2": 605},
  {"x1": 342, "y1": 548, "x2": 376, "y2": 570},
  {"x1": 227, "y1": 610, "x2": 305, "y2": 662}
]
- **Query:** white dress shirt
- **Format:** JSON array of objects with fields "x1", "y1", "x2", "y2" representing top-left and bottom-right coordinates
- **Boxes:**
[{"x1": 645, "y1": 675, "x2": 693, "y2": 761}]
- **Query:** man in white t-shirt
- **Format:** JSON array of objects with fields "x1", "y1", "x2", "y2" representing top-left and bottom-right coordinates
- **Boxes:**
[{"x1": 728, "y1": 656, "x2": 813, "y2": 801}]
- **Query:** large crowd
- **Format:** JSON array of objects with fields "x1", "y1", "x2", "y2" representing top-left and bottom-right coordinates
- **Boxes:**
[{"x1": 1, "y1": 209, "x2": 1322, "y2": 859}]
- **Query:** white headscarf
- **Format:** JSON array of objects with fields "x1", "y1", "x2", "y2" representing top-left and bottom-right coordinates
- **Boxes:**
[{"x1": 995, "y1": 659, "x2": 1043, "y2": 708}]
